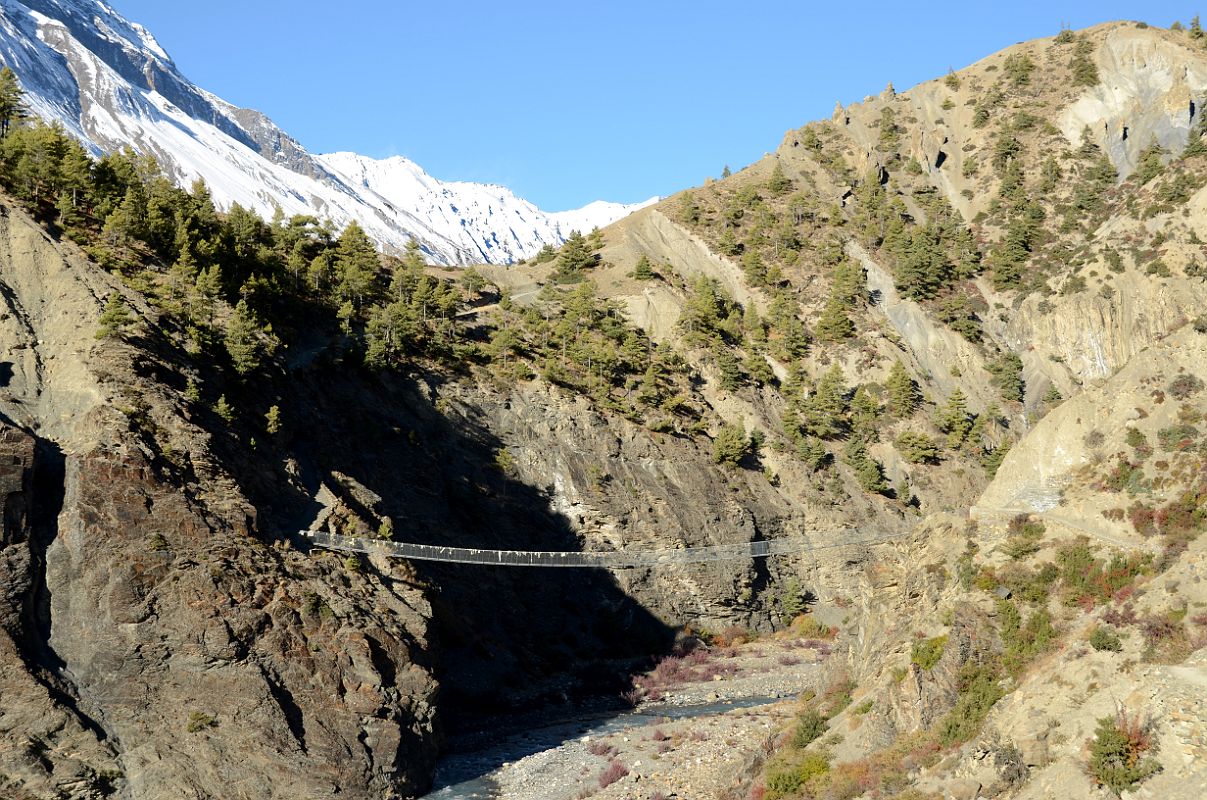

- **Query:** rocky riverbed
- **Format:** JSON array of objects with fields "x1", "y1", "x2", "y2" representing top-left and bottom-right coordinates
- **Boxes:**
[{"x1": 424, "y1": 635, "x2": 832, "y2": 800}]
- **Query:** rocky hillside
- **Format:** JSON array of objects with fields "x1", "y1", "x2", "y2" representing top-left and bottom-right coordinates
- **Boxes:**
[{"x1": 0, "y1": 15, "x2": 1205, "y2": 800}]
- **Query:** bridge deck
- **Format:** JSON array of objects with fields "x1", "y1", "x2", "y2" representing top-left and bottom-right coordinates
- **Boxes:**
[{"x1": 303, "y1": 530, "x2": 900, "y2": 568}]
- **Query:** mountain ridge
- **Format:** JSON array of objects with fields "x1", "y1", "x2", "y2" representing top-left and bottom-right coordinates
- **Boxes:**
[{"x1": 0, "y1": 0, "x2": 651, "y2": 263}]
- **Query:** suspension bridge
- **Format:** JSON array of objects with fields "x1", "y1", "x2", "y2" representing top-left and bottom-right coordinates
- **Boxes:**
[{"x1": 303, "y1": 529, "x2": 903, "y2": 568}]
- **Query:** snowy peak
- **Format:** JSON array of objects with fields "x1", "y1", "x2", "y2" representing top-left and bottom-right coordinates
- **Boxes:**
[
  {"x1": 0, "y1": 0, "x2": 653, "y2": 263},
  {"x1": 316, "y1": 152, "x2": 657, "y2": 263}
]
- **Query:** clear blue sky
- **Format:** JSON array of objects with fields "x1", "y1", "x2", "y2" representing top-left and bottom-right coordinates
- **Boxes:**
[{"x1": 111, "y1": 1, "x2": 1197, "y2": 211}]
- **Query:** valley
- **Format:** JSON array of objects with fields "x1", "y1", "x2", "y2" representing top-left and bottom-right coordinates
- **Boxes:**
[{"x1": 0, "y1": 4, "x2": 1204, "y2": 800}]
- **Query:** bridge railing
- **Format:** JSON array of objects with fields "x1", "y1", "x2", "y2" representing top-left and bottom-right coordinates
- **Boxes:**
[{"x1": 302, "y1": 529, "x2": 902, "y2": 568}]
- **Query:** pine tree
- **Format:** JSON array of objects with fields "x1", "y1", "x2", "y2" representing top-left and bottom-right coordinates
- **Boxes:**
[
  {"x1": 768, "y1": 162, "x2": 792, "y2": 194},
  {"x1": 849, "y1": 385, "x2": 880, "y2": 441},
  {"x1": 632, "y1": 255, "x2": 654, "y2": 280},
  {"x1": 844, "y1": 438, "x2": 888, "y2": 494},
  {"x1": 1133, "y1": 140, "x2": 1166, "y2": 184},
  {"x1": 744, "y1": 304, "x2": 766, "y2": 342},
  {"x1": 937, "y1": 389, "x2": 973, "y2": 448},
  {"x1": 803, "y1": 364, "x2": 849, "y2": 439},
  {"x1": 741, "y1": 251, "x2": 767, "y2": 285},
  {"x1": 718, "y1": 228, "x2": 741, "y2": 256},
  {"x1": 225, "y1": 299, "x2": 266, "y2": 375},
  {"x1": 555, "y1": 231, "x2": 597, "y2": 281},
  {"x1": 712, "y1": 422, "x2": 750, "y2": 467},
  {"x1": 715, "y1": 346, "x2": 743, "y2": 390},
  {"x1": 1070, "y1": 38, "x2": 1099, "y2": 87},
  {"x1": 986, "y1": 351, "x2": 1025, "y2": 402},
  {"x1": 815, "y1": 292, "x2": 855, "y2": 342},
  {"x1": 831, "y1": 258, "x2": 865, "y2": 305},
  {"x1": 795, "y1": 435, "x2": 829, "y2": 471},
  {"x1": 885, "y1": 361, "x2": 918, "y2": 417},
  {"x1": 334, "y1": 221, "x2": 380, "y2": 307},
  {"x1": 95, "y1": 292, "x2": 135, "y2": 339},
  {"x1": 0, "y1": 67, "x2": 24, "y2": 138},
  {"x1": 214, "y1": 395, "x2": 234, "y2": 423},
  {"x1": 721, "y1": 165, "x2": 732, "y2": 178},
  {"x1": 265, "y1": 405, "x2": 282, "y2": 435}
]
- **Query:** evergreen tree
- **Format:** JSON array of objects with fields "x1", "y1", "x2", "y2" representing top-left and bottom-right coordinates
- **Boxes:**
[
  {"x1": 721, "y1": 165, "x2": 732, "y2": 178},
  {"x1": 1133, "y1": 140, "x2": 1166, "y2": 184},
  {"x1": 936, "y1": 388, "x2": 974, "y2": 448},
  {"x1": 802, "y1": 364, "x2": 849, "y2": 439},
  {"x1": 0, "y1": 67, "x2": 24, "y2": 138},
  {"x1": 555, "y1": 231, "x2": 597, "y2": 281},
  {"x1": 678, "y1": 191, "x2": 701, "y2": 225},
  {"x1": 815, "y1": 292, "x2": 855, "y2": 342},
  {"x1": 744, "y1": 349, "x2": 775, "y2": 386},
  {"x1": 768, "y1": 162, "x2": 792, "y2": 194},
  {"x1": 849, "y1": 385, "x2": 880, "y2": 441},
  {"x1": 741, "y1": 250, "x2": 767, "y2": 285},
  {"x1": 718, "y1": 228, "x2": 741, "y2": 256},
  {"x1": 795, "y1": 435, "x2": 829, "y2": 471},
  {"x1": 831, "y1": 257, "x2": 865, "y2": 305},
  {"x1": 712, "y1": 422, "x2": 750, "y2": 467},
  {"x1": 714, "y1": 345, "x2": 743, "y2": 390},
  {"x1": 334, "y1": 221, "x2": 380, "y2": 307},
  {"x1": 214, "y1": 394, "x2": 234, "y2": 423},
  {"x1": 885, "y1": 360, "x2": 918, "y2": 417},
  {"x1": 632, "y1": 254, "x2": 654, "y2": 280},
  {"x1": 95, "y1": 292, "x2": 135, "y2": 339},
  {"x1": 843, "y1": 438, "x2": 888, "y2": 494},
  {"x1": 986, "y1": 351, "x2": 1025, "y2": 402},
  {"x1": 1070, "y1": 38, "x2": 1099, "y2": 87},
  {"x1": 265, "y1": 405, "x2": 282, "y2": 435},
  {"x1": 225, "y1": 299, "x2": 269, "y2": 375}
]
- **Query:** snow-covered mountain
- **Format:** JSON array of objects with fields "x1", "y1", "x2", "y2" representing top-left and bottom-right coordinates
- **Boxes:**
[{"x1": 0, "y1": 0, "x2": 655, "y2": 263}]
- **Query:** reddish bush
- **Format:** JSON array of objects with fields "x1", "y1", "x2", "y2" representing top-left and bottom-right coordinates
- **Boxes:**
[
  {"x1": 1103, "y1": 603, "x2": 1139, "y2": 627},
  {"x1": 1128, "y1": 503, "x2": 1157, "y2": 536},
  {"x1": 586, "y1": 741, "x2": 617, "y2": 758},
  {"x1": 1168, "y1": 373, "x2": 1205, "y2": 400},
  {"x1": 596, "y1": 759, "x2": 628, "y2": 789}
]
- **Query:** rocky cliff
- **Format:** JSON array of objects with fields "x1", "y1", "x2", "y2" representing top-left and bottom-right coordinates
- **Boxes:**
[{"x1": 0, "y1": 204, "x2": 442, "y2": 799}]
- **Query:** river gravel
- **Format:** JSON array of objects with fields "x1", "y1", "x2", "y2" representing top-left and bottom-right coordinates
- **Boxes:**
[{"x1": 424, "y1": 637, "x2": 830, "y2": 800}]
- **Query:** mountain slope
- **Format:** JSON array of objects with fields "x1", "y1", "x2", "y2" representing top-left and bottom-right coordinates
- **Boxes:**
[{"x1": 0, "y1": 0, "x2": 650, "y2": 263}]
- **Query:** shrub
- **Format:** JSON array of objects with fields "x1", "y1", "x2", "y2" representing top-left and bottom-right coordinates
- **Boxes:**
[
  {"x1": 587, "y1": 741, "x2": 618, "y2": 757},
  {"x1": 1087, "y1": 711, "x2": 1160, "y2": 795},
  {"x1": 766, "y1": 753, "x2": 830, "y2": 799},
  {"x1": 1168, "y1": 374, "x2": 1204, "y2": 400},
  {"x1": 186, "y1": 711, "x2": 217, "y2": 733},
  {"x1": 713, "y1": 422, "x2": 751, "y2": 467},
  {"x1": 999, "y1": 600, "x2": 1057, "y2": 675},
  {"x1": 1003, "y1": 516, "x2": 1046, "y2": 559},
  {"x1": 936, "y1": 661, "x2": 1005, "y2": 746},
  {"x1": 1089, "y1": 626, "x2": 1123, "y2": 652},
  {"x1": 895, "y1": 431, "x2": 943, "y2": 464},
  {"x1": 790, "y1": 614, "x2": 836, "y2": 640},
  {"x1": 911, "y1": 635, "x2": 948, "y2": 670},
  {"x1": 792, "y1": 710, "x2": 828, "y2": 748},
  {"x1": 1139, "y1": 611, "x2": 1196, "y2": 663},
  {"x1": 1056, "y1": 543, "x2": 1152, "y2": 607},
  {"x1": 1156, "y1": 423, "x2": 1198, "y2": 452},
  {"x1": 596, "y1": 759, "x2": 629, "y2": 788}
]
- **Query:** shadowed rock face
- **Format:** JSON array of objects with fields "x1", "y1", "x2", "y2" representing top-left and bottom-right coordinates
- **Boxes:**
[
  {"x1": 0, "y1": 201, "x2": 446, "y2": 798},
  {"x1": 0, "y1": 428, "x2": 444, "y2": 799}
]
